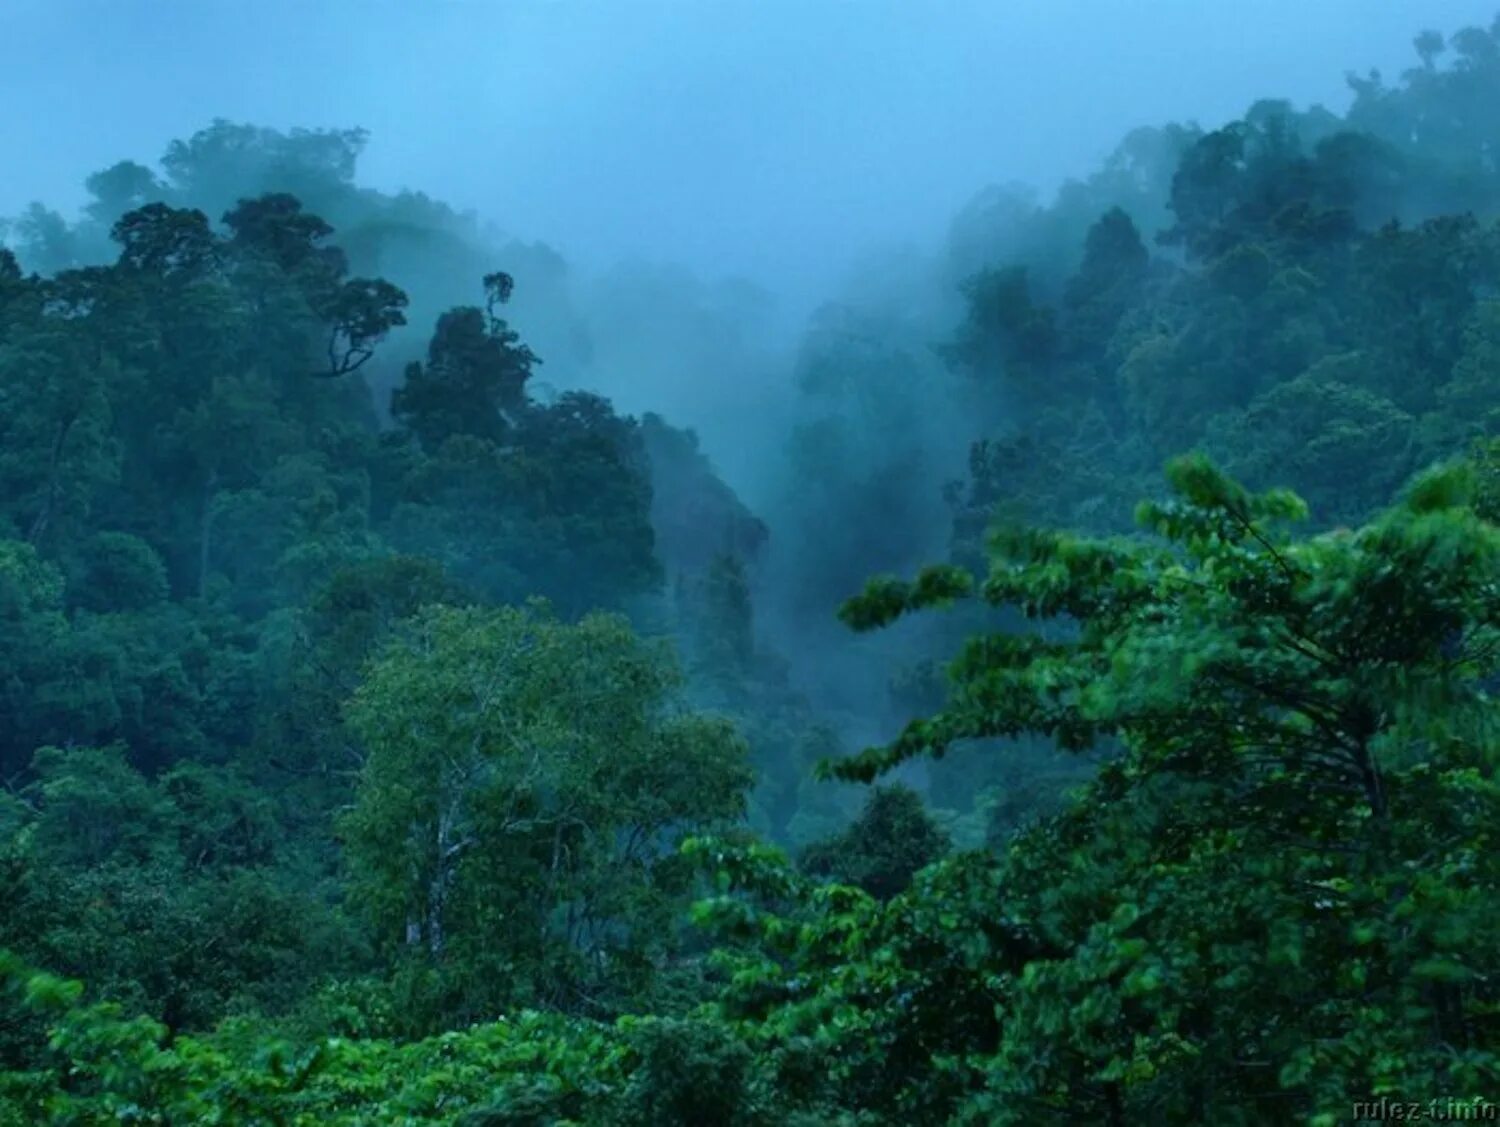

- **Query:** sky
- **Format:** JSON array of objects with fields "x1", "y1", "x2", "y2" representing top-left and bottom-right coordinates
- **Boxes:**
[{"x1": 3, "y1": 1, "x2": 1498, "y2": 316}]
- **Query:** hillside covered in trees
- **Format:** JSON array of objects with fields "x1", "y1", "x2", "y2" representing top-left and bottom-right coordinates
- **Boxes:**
[{"x1": 4, "y1": 13, "x2": 1500, "y2": 1125}]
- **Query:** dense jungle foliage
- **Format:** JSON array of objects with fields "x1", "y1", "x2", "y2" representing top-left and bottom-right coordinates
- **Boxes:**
[{"x1": 5, "y1": 15, "x2": 1500, "y2": 1124}]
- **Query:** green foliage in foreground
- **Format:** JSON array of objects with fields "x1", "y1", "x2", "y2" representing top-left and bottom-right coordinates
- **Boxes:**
[
  {"x1": 0, "y1": 951, "x2": 616, "y2": 1125},
  {"x1": 6, "y1": 456, "x2": 1499, "y2": 1124},
  {"x1": 816, "y1": 455, "x2": 1500, "y2": 1122},
  {"x1": 1, "y1": 951, "x2": 822, "y2": 1126}
]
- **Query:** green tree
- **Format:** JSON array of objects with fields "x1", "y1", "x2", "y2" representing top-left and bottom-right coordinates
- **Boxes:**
[
  {"x1": 799, "y1": 784, "x2": 950, "y2": 901},
  {"x1": 805, "y1": 455, "x2": 1500, "y2": 1121},
  {"x1": 391, "y1": 273, "x2": 535, "y2": 451},
  {"x1": 1205, "y1": 373, "x2": 1416, "y2": 526},
  {"x1": 340, "y1": 603, "x2": 752, "y2": 1023}
]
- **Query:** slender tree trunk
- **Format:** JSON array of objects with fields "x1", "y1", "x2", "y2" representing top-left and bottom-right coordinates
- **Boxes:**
[
  {"x1": 428, "y1": 812, "x2": 450, "y2": 959},
  {"x1": 406, "y1": 818, "x2": 426, "y2": 949},
  {"x1": 427, "y1": 877, "x2": 446, "y2": 959}
]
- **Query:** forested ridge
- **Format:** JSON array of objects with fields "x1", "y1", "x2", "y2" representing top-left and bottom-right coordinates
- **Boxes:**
[{"x1": 4, "y1": 15, "x2": 1500, "y2": 1125}]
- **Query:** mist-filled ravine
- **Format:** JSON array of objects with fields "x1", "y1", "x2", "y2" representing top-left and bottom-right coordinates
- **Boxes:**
[{"x1": 4, "y1": 5, "x2": 1500, "y2": 1123}]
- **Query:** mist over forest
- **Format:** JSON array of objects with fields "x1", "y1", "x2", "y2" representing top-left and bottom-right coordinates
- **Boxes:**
[{"x1": 4, "y1": 4, "x2": 1500, "y2": 1123}]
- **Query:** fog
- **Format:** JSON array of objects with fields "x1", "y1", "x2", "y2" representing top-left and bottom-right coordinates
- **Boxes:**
[
  {"x1": 5, "y1": 0, "x2": 1499, "y2": 798},
  {"x1": 6, "y1": 0, "x2": 1497, "y2": 329}
]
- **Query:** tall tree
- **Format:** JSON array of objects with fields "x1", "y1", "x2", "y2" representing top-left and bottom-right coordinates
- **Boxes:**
[{"x1": 341, "y1": 603, "x2": 751, "y2": 1022}]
